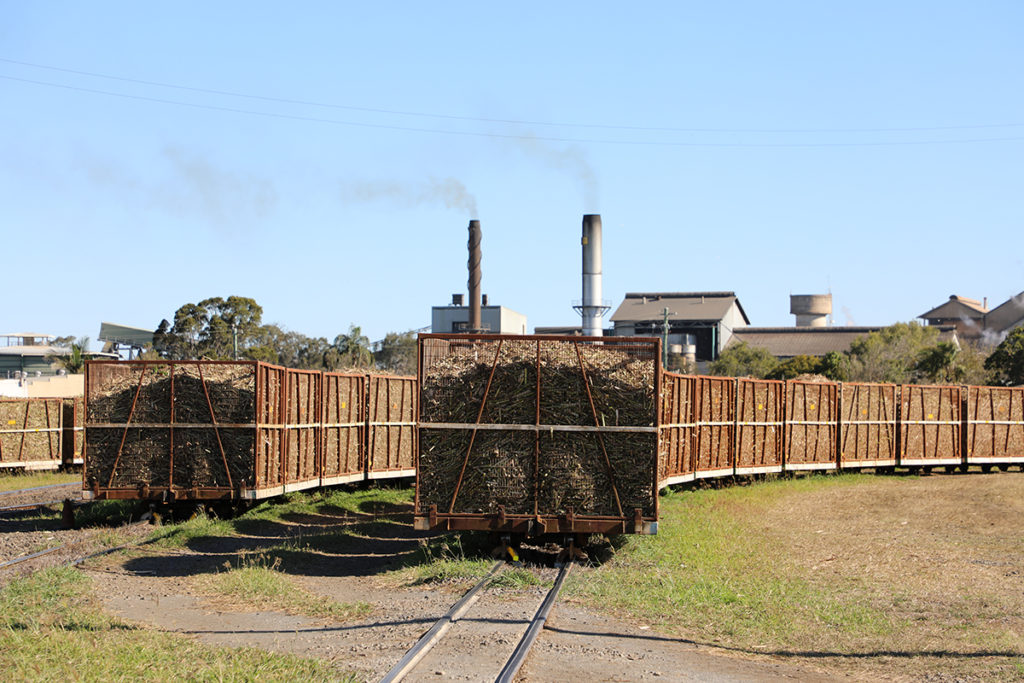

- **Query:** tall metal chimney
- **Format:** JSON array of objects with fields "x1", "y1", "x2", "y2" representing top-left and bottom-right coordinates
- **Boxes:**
[
  {"x1": 467, "y1": 220, "x2": 482, "y2": 333},
  {"x1": 577, "y1": 214, "x2": 609, "y2": 336}
]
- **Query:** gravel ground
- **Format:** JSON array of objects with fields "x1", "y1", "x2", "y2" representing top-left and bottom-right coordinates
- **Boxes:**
[
  {"x1": 82, "y1": 515, "x2": 837, "y2": 682},
  {"x1": 0, "y1": 482, "x2": 151, "y2": 586}
]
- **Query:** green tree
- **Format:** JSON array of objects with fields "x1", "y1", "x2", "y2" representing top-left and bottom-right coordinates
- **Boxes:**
[
  {"x1": 154, "y1": 296, "x2": 264, "y2": 360},
  {"x1": 985, "y1": 326, "x2": 1024, "y2": 386},
  {"x1": 846, "y1": 322, "x2": 940, "y2": 384},
  {"x1": 817, "y1": 351, "x2": 848, "y2": 381},
  {"x1": 48, "y1": 336, "x2": 89, "y2": 374},
  {"x1": 374, "y1": 331, "x2": 418, "y2": 375},
  {"x1": 328, "y1": 325, "x2": 373, "y2": 370},
  {"x1": 767, "y1": 355, "x2": 823, "y2": 380},
  {"x1": 709, "y1": 342, "x2": 779, "y2": 378},
  {"x1": 915, "y1": 341, "x2": 961, "y2": 384}
]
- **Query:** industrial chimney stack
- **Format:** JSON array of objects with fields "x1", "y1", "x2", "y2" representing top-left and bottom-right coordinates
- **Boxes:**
[
  {"x1": 467, "y1": 220, "x2": 482, "y2": 332},
  {"x1": 577, "y1": 214, "x2": 610, "y2": 336}
]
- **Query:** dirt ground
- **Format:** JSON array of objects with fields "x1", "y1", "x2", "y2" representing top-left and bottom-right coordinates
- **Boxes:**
[
  {"x1": 80, "y1": 512, "x2": 837, "y2": 682},
  {"x1": 6, "y1": 473, "x2": 1022, "y2": 681}
]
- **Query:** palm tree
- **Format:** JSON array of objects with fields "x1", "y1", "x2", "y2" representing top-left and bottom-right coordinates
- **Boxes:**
[{"x1": 48, "y1": 337, "x2": 89, "y2": 374}]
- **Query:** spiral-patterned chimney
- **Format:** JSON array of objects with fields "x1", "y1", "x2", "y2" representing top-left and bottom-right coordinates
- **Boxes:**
[{"x1": 467, "y1": 220, "x2": 482, "y2": 332}]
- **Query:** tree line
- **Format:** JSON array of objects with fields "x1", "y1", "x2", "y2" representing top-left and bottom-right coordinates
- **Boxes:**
[
  {"x1": 709, "y1": 321, "x2": 1024, "y2": 387},
  {"x1": 149, "y1": 296, "x2": 417, "y2": 375}
]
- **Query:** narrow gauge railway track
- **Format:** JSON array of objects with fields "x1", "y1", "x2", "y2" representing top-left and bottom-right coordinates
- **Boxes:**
[
  {"x1": 381, "y1": 559, "x2": 574, "y2": 683},
  {"x1": 0, "y1": 482, "x2": 79, "y2": 497},
  {"x1": 0, "y1": 518, "x2": 152, "y2": 574},
  {"x1": 0, "y1": 499, "x2": 86, "y2": 517}
]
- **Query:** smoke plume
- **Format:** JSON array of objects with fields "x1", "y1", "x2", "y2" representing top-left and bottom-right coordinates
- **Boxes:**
[{"x1": 341, "y1": 177, "x2": 478, "y2": 217}]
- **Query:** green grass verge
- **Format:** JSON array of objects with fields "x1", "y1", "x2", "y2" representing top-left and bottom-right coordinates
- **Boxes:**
[
  {"x1": 568, "y1": 475, "x2": 895, "y2": 648},
  {"x1": 0, "y1": 567, "x2": 360, "y2": 682},
  {"x1": 0, "y1": 471, "x2": 79, "y2": 492},
  {"x1": 199, "y1": 552, "x2": 371, "y2": 622}
]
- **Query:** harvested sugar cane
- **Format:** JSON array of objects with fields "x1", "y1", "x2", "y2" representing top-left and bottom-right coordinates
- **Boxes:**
[
  {"x1": 86, "y1": 364, "x2": 258, "y2": 489},
  {"x1": 418, "y1": 340, "x2": 657, "y2": 518}
]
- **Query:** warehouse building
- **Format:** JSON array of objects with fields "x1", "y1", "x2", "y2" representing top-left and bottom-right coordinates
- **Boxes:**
[{"x1": 609, "y1": 292, "x2": 749, "y2": 362}]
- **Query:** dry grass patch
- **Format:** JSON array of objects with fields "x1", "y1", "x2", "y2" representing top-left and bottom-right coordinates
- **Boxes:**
[{"x1": 571, "y1": 473, "x2": 1024, "y2": 681}]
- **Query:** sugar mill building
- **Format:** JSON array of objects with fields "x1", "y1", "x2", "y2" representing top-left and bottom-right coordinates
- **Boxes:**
[{"x1": 608, "y1": 292, "x2": 750, "y2": 362}]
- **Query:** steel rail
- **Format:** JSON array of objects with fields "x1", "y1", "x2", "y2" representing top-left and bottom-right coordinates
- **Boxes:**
[
  {"x1": 0, "y1": 482, "x2": 77, "y2": 497},
  {"x1": 379, "y1": 560, "x2": 505, "y2": 683},
  {"x1": 494, "y1": 560, "x2": 574, "y2": 683},
  {"x1": 0, "y1": 499, "x2": 69, "y2": 516},
  {"x1": 0, "y1": 519, "x2": 151, "y2": 572}
]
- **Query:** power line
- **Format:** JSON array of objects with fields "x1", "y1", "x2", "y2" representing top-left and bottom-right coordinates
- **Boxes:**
[
  {"x1": 2, "y1": 56, "x2": 1022, "y2": 135},
  {"x1": 3, "y1": 73, "x2": 1024, "y2": 148}
]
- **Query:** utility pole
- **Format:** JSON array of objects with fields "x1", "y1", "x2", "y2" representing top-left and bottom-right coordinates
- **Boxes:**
[
  {"x1": 231, "y1": 322, "x2": 239, "y2": 360},
  {"x1": 660, "y1": 307, "x2": 675, "y2": 369}
]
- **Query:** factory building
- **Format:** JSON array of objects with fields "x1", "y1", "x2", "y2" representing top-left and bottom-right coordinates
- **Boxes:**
[
  {"x1": 609, "y1": 292, "x2": 749, "y2": 362},
  {"x1": 431, "y1": 294, "x2": 528, "y2": 335}
]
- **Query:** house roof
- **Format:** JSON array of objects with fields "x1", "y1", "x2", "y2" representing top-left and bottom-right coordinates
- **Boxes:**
[
  {"x1": 984, "y1": 292, "x2": 1024, "y2": 333},
  {"x1": 919, "y1": 295, "x2": 988, "y2": 321},
  {"x1": 610, "y1": 292, "x2": 750, "y2": 325},
  {"x1": 729, "y1": 325, "x2": 958, "y2": 358}
]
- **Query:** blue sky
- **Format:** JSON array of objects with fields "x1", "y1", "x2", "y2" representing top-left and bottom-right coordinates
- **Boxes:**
[{"x1": 3, "y1": 2, "x2": 1022, "y2": 347}]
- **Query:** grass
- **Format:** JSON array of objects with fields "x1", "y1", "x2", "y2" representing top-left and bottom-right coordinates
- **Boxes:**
[
  {"x1": 567, "y1": 473, "x2": 1024, "y2": 680},
  {"x1": 0, "y1": 471, "x2": 79, "y2": 492},
  {"x1": 148, "y1": 512, "x2": 234, "y2": 547},
  {"x1": 0, "y1": 567, "x2": 360, "y2": 682},
  {"x1": 571, "y1": 476, "x2": 894, "y2": 645},
  {"x1": 197, "y1": 552, "x2": 371, "y2": 622}
]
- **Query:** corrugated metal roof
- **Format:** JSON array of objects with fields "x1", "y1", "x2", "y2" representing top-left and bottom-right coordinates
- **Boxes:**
[
  {"x1": 984, "y1": 292, "x2": 1024, "y2": 333},
  {"x1": 919, "y1": 295, "x2": 988, "y2": 320},
  {"x1": 610, "y1": 292, "x2": 750, "y2": 324},
  {"x1": 98, "y1": 322, "x2": 154, "y2": 347},
  {"x1": 729, "y1": 326, "x2": 958, "y2": 358},
  {"x1": 0, "y1": 345, "x2": 66, "y2": 357}
]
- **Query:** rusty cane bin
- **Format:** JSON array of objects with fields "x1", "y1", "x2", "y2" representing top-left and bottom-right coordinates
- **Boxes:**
[
  {"x1": 693, "y1": 376, "x2": 735, "y2": 479},
  {"x1": 61, "y1": 397, "x2": 85, "y2": 467},
  {"x1": 0, "y1": 398, "x2": 63, "y2": 470},
  {"x1": 415, "y1": 334, "x2": 660, "y2": 536},
  {"x1": 840, "y1": 382, "x2": 897, "y2": 469},
  {"x1": 368, "y1": 375, "x2": 417, "y2": 479},
  {"x1": 785, "y1": 379, "x2": 838, "y2": 471},
  {"x1": 659, "y1": 372, "x2": 695, "y2": 486},
  {"x1": 736, "y1": 378, "x2": 785, "y2": 475},
  {"x1": 965, "y1": 385, "x2": 1024, "y2": 465},
  {"x1": 322, "y1": 372, "x2": 367, "y2": 486},
  {"x1": 899, "y1": 384, "x2": 962, "y2": 467},
  {"x1": 83, "y1": 360, "x2": 292, "y2": 501}
]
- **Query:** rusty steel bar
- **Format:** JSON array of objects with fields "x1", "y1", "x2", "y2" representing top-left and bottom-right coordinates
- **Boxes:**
[
  {"x1": 534, "y1": 338, "x2": 541, "y2": 517},
  {"x1": 197, "y1": 363, "x2": 233, "y2": 490},
  {"x1": 573, "y1": 341, "x2": 624, "y2": 519},
  {"x1": 107, "y1": 365, "x2": 149, "y2": 488},
  {"x1": 448, "y1": 338, "x2": 504, "y2": 514}
]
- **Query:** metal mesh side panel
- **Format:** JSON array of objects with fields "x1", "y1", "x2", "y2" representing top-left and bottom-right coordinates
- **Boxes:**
[
  {"x1": 694, "y1": 376, "x2": 734, "y2": 474},
  {"x1": 737, "y1": 379, "x2": 783, "y2": 470},
  {"x1": 900, "y1": 385, "x2": 961, "y2": 463},
  {"x1": 841, "y1": 383, "x2": 896, "y2": 465},
  {"x1": 966, "y1": 386, "x2": 1024, "y2": 461},
  {"x1": 785, "y1": 380, "x2": 837, "y2": 467}
]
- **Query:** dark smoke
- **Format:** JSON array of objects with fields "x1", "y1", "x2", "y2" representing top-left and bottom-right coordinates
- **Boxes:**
[{"x1": 341, "y1": 177, "x2": 478, "y2": 217}]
